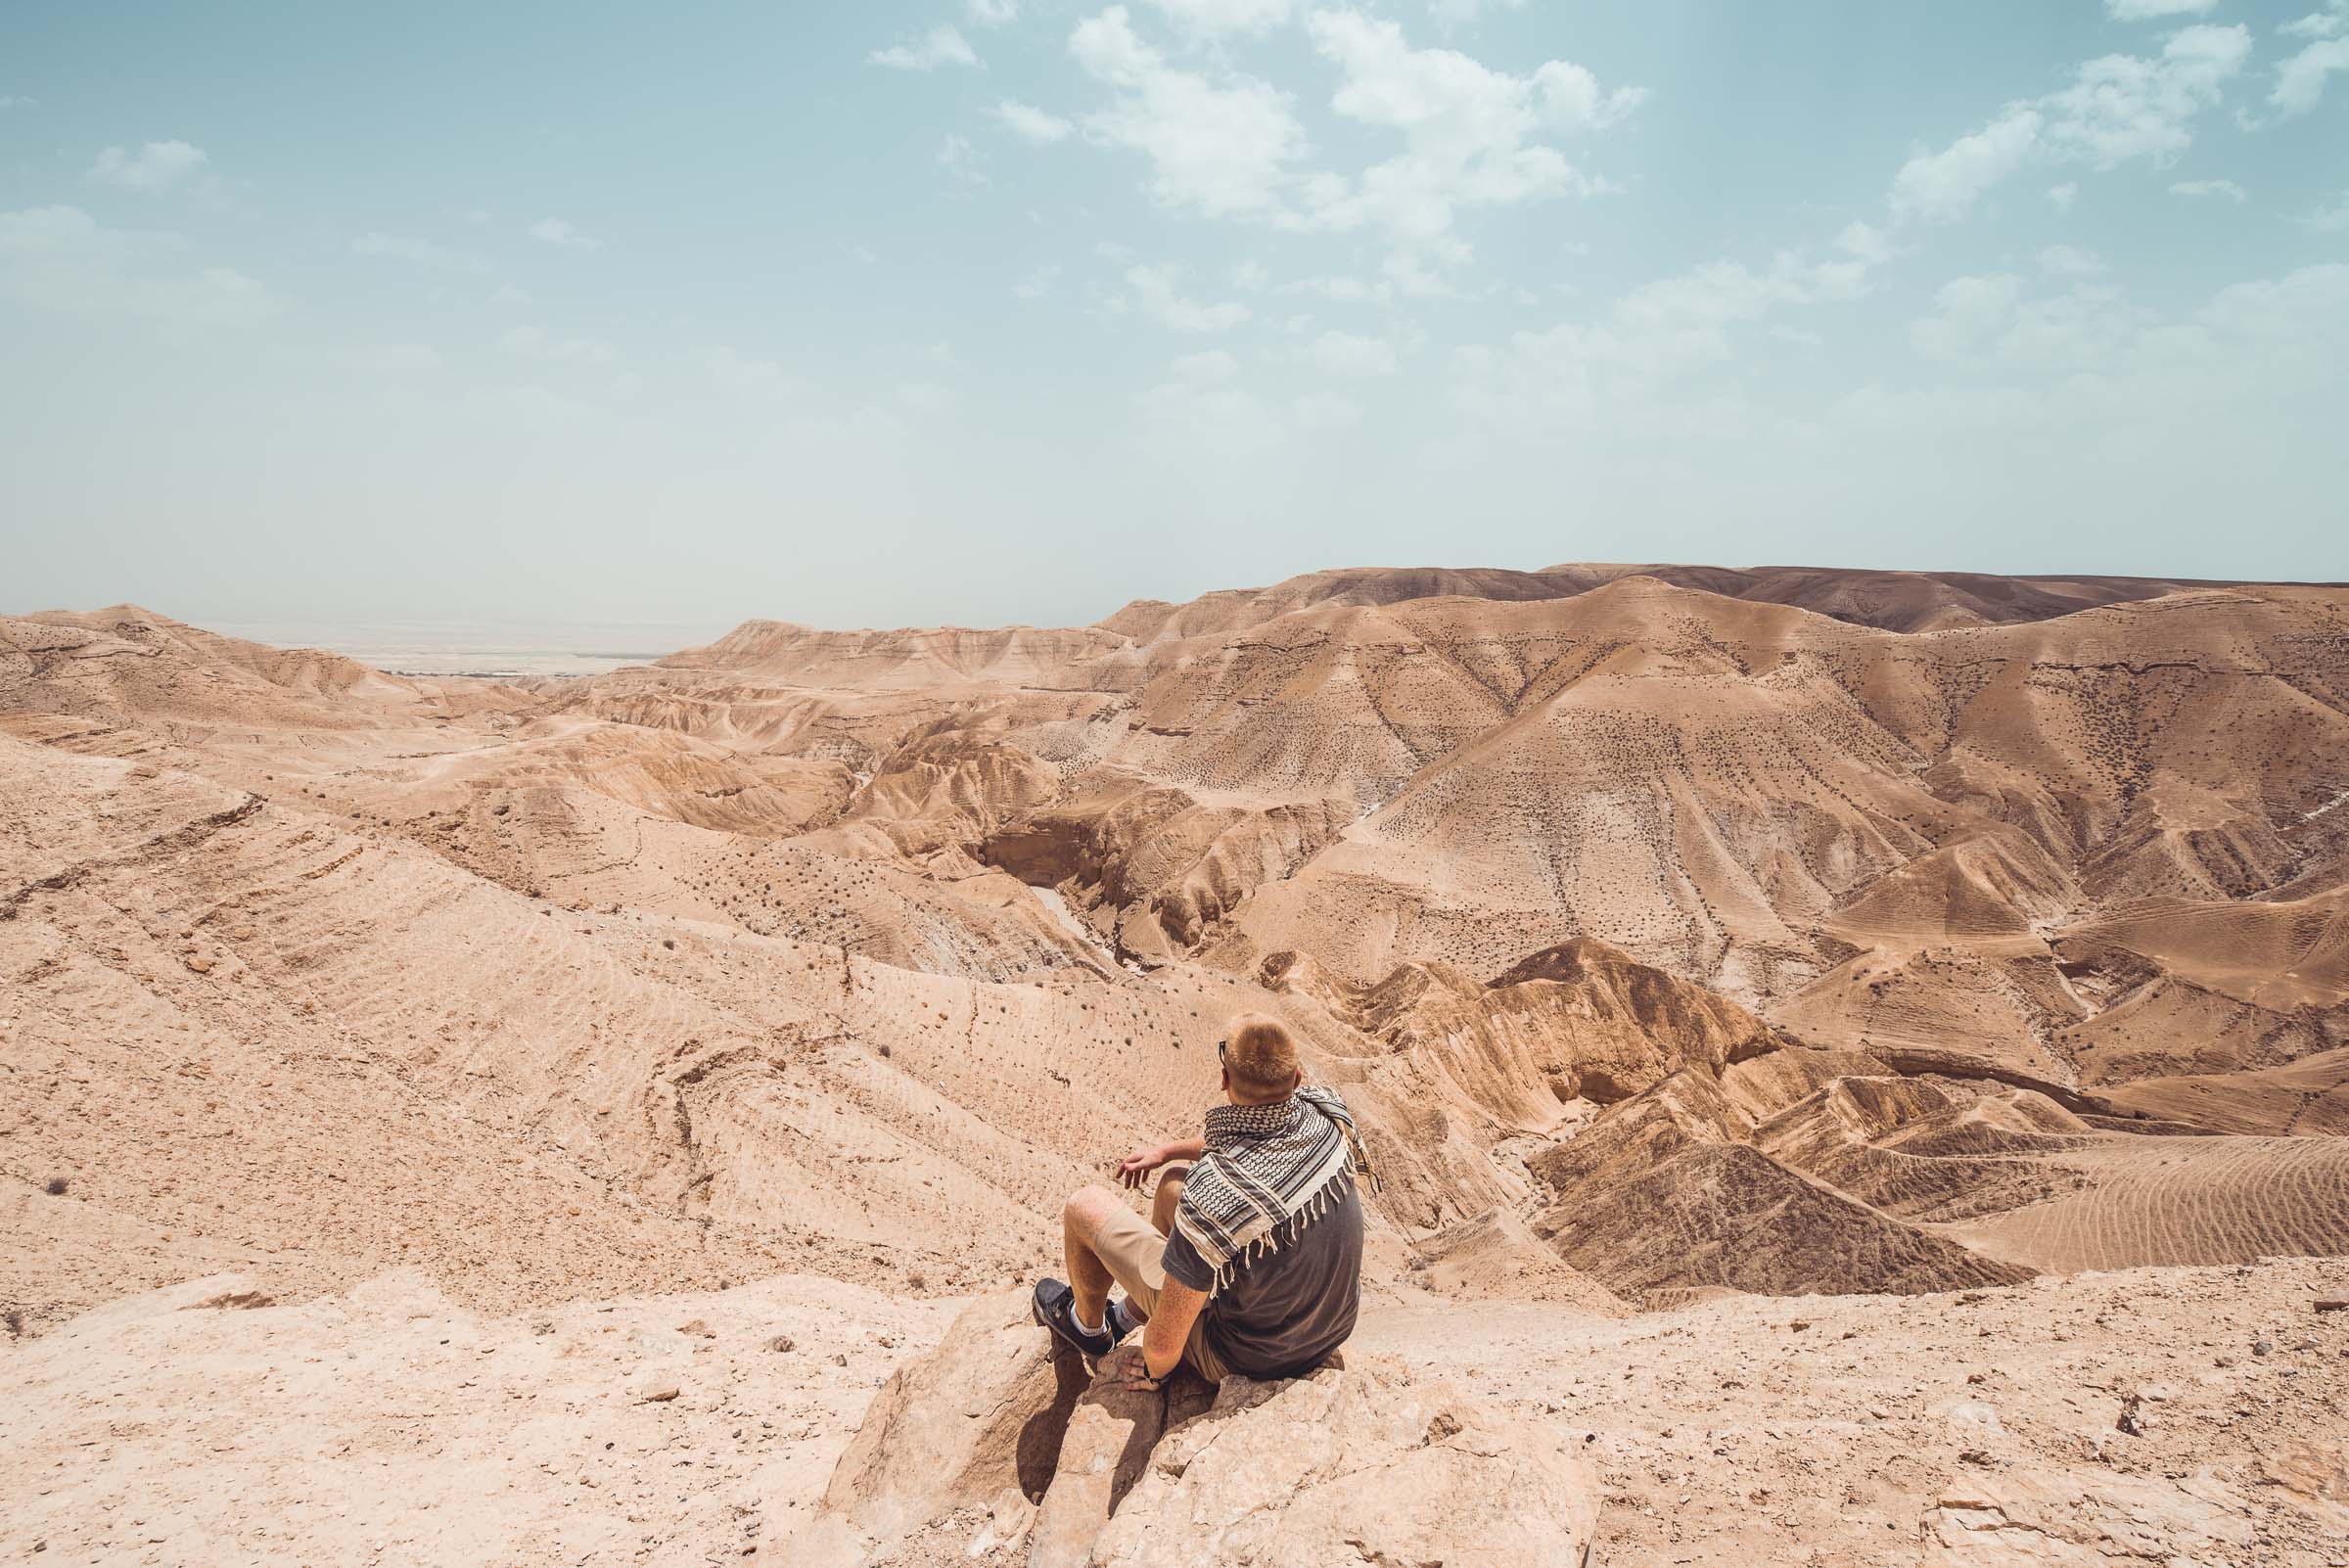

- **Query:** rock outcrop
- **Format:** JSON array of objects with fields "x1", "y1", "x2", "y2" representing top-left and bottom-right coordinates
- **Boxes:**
[
  {"x1": 1090, "y1": 1355, "x2": 1599, "y2": 1568},
  {"x1": 768, "y1": 1292, "x2": 1086, "y2": 1568},
  {"x1": 771, "y1": 1293, "x2": 1600, "y2": 1568}
]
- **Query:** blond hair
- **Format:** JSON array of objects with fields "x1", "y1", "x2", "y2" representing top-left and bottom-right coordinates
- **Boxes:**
[{"x1": 1222, "y1": 1014, "x2": 1301, "y2": 1100}]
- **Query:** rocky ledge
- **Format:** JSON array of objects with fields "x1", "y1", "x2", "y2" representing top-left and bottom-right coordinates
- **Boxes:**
[{"x1": 768, "y1": 1289, "x2": 1599, "y2": 1568}]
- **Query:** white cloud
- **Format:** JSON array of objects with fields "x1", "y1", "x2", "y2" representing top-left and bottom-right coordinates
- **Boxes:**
[
  {"x1": 1139, "y1": 0, "x2": 1296, "y2": 37},
  {"x1": 1910, "y1": 273, "x2": 2148, "y2": 368},
  {"x1": 1071, "y1": 3, "x2": 1634, "y2": 285},
  {"x1": 2047, "y1": 181, "x2": 2080, "y2": 210},
  {"x1": 529, "y1": 217, "x2": 603, "y2": 250},
  {"x1": 1300, "y1": 8, "x2": 1638, "y2": 269},
  {"x1": 2196, "y1": 261, "x2": 2349, "y2": 348},
  {"x1": 1126, "y1": 261, "x2": 1251, "y2": 330},
  {"x1": 1072, "y1": 6, "x2": 1310, "y2": 219},
  {"x1": 994, "y1": 99, "x2": 1076, "y2": 143},
  {"x1": 1891, "y1": 108, "x2": 2041, "y2": 223},
  {"x1": 869, "y1": 24, "x2": 982, "y2": 70},
  {"x1": 2043, "y1": 24, "x2": 2249, "y2": 165},
  {"x1": 2105, "y1": 0, "x2": 2216, "y2": 17},
  {"x1": 1822, "y1": 265, "x2": 2349, "y2": 490},
  {"x1": 1910, "y1": 275, "x2": 2024, "y2": 361},
  {"x1": 968, "y1": 0, "x2": 1020, "y2": 25},
  {"x1": 0, "y1": 95, "x2": 37, "y2": 110},
  {"x1": 939, "y1": 133, "x2": 991, "y2": 187},
  {"x1": 2305, "y1": 192, "x2": 2349, "y2": 232},
  {"x1": 1305, "y1": 328, "x2": 1401, "y2": 376},
  {"x1": 1997, "y1": 286, "x2": 2148, "y2": 367},
  {"x1": 1450, "y1": 235, "x2": 1892, "y2": 434},
  {"x1": 2170, "y1": 177, "x2": 2247, "y2": 201},
  {"x1": 352, "y1": 232, "x2": 487, "y2": 272},
  {"x1": 2280, "y1": 5, "x2": 2346, "y2": 40},
  {"x1": 0, "y1": 205, "x2": 279, "y2": 328},
  {"x1": 1613, "y1": 248, "x2": 1877, "y2": 344},
  {"x1": 88, "y1": 140, "x2": 207, "y2": 191},
  {"x1": 1015, "y1": 264, "x2": 1062, "y2": 300},
  {"x1": 1429, "y1": 0, "x2": 1524, "y2": 30},
  {"x1": 2272, "y1": 32, "x2": 2349, "y2": 114},
  {"x1": 1835, "y1": 220, "x2": 1895, "y2": 267},
  {"x1": 501, "y1": 324, "x2": 617, "y2": 365},
  {"x1": 1891, "y1": 26, "x2": 2247, "y2": 224},
  {"x1": 1231, "y1": 259, "x2": 1270, "y2": 291},
  {"x1": 489, "y1": 283, "x2": 534, "y2": 308},
  {"x1": 2039, "y1": 244, "x2": 2107, "y2": 275}
]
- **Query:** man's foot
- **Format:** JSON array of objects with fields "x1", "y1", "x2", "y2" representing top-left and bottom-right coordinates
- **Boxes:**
[
  {"x1": 1109, "y1": 1297, "x2": 1144, "y2": 1340},
  {"x1": 1032, "y1": 1278, "x2": 1114, "y2": 1359}
]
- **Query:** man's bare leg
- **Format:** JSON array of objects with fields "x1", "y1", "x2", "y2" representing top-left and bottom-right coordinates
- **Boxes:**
[
  {"x1": 1103, "y1": 1165, "x2": 1193, "y2": 1327},
  {"x1": 1061, "y1": 1184, "x2": 1124, "y2": 1334},
  {"x1": 1150, "y1": 1163, "x2": 1190, "y2": 1237}
]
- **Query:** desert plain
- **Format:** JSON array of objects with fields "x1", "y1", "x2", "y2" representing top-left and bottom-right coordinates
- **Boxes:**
[{"x1": 4, "y1": 562, "x2": 2348, "y2": 1566}]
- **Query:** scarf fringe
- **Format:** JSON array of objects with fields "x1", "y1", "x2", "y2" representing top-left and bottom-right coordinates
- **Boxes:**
[{"x1": 1208, "y1": 1168, "x2": 1354, "y2": 1294}]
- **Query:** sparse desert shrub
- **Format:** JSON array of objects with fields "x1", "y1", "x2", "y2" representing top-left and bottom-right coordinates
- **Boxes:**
[
  {"x1": 3, "y1": 1309, "x2": 22, "y2": 1336},
  {"x1": 43, "y1": 1176, "x2": 68, "y2": 1196}
]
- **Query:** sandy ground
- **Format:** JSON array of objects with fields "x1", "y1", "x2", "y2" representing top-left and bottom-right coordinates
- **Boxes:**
[
  {"x1": 0, "y1": 1270, "x2": 957, "y2": 1568},
  {"x1": 1378, "y1": 1257, "x2": 2349, "y2": 1566}
]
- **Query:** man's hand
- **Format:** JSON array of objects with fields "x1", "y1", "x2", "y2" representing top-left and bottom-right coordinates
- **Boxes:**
[
  {"x1": 1116, "y1": 1144, "x2": 1170, "y2": 1190},
  {"x1": 1110, "y1": 1344, "x2": 1165, "y2": 1393}
]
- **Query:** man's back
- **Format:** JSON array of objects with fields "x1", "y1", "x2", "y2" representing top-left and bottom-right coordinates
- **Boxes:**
[{"x1": 1162, "y1": 1176, "x2": 1362, "y2": 1380}]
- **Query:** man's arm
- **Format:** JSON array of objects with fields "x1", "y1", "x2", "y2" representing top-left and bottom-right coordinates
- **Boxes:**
[
  {"x1": 1116, "y1": 1135, "x2": 1207, "y2": 1189},
  {"x1": 1122, "y1": 1277, "x2": 1208, "y2": 1387}
]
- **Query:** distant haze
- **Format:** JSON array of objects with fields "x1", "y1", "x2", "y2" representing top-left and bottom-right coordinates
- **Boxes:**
[{"x1": 204, "y1": 618, "x2": 734, "y2": 678}]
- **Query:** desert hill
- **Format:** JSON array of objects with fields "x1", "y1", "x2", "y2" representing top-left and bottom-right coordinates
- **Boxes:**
[
  {"x1": 4, "y1": 565, "x2": 2347, "y2": 1566},
  {"x1": 1094, "y1": 561, "x2": 2336, "y2": 638}
]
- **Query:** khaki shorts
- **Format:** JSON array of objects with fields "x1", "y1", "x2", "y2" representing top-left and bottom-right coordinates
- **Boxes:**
[{"x1": 1090, "y1": 1202, "x2": 1231, "y2": 1383}]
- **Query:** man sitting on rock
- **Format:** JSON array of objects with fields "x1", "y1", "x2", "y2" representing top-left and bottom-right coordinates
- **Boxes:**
[{"x1": 1033, "y1": 1014, "x2": 1373, "y2": 1393}]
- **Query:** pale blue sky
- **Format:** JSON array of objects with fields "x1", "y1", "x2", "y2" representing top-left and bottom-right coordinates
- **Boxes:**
[{"x1": 3, "y1": 0, "x2": 2344, "y2": 631}]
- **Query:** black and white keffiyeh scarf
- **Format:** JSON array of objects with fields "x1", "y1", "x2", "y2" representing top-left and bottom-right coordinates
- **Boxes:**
[{"x1": 1174, "y1": 1085, "x2": 1378, "y2": 1294}]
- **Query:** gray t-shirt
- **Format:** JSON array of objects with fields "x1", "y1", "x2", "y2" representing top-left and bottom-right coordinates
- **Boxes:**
[{"x1": 1163, "y1": 1177, "x2": 1362, "y2": 1380}]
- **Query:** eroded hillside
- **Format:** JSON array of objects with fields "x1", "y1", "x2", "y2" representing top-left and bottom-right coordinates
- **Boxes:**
[{"x1": 6, "y1": 571, "x2": 2346, "y2": 1339}]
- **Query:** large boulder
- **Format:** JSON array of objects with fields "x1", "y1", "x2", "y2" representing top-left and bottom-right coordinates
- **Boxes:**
[
  {"x1": 775, "y1": 1303, "x2": 1601, "y2": 1568},
  {"x1": 766, "y1": 1290, "x2": 1085, "y2": 1567},
  {"x1": 1088, "y1": 1355, "x2": 1595, "y2": 1568}
]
